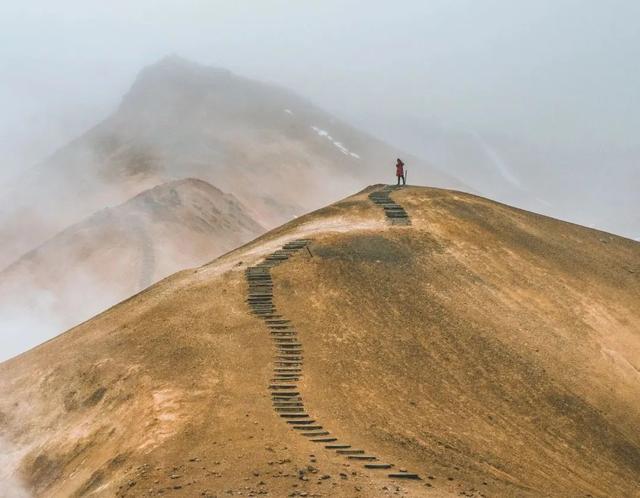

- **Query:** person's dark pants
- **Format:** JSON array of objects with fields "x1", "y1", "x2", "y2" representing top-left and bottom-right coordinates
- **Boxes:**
[{"x1": 397, "y1": 174, "x2": 405, "y2": 186}]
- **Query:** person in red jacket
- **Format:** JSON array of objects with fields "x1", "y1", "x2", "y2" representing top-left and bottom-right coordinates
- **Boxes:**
[{"x1": 395, "y1": 158, "x2": 406, "y2": 186}]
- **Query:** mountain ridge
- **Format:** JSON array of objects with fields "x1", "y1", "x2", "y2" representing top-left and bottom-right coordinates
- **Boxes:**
[
  {"x1": 0, "y1": 55, "x2": 462, "y2": 270},
  {"x1": 1, "y1": 185, "x2": 638, "y2": 497},
  {"x1": 0, "y1": 177, "x2": 264, "y2": 361}
]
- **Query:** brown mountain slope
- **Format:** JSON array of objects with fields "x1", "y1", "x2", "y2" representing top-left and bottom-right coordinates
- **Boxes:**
[
  {"x1": 0, "y1": 178, "x2": 263, "y2": 361},
  {"x1": 0, "y1": 56, "x2": 463, "y2": 269},
  {"x1": 1, "y1": 186, "x2": 639, "y2": 497}
]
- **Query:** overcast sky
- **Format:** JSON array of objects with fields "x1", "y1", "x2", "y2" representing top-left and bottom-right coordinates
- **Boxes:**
[{"x1": 1, "y1": 0, "x2": 639, "y2": 181}]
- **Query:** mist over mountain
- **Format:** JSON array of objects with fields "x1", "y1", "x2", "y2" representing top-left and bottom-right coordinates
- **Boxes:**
[
  {"x1": 0, "y1": 4, "x2": 638, "y2": 496},
  {"x1": 0, "y1": 178, "x2": 263, "y2": 361},
  {"x1": 0, "y1": 56, "x2": 460, "y2": 270},
  {"x1": 0, "y1": 56, "x2": 464, "y2": 360},
  {"x1": 357, "y1": 114, "x2": 640, "y2": 240}
]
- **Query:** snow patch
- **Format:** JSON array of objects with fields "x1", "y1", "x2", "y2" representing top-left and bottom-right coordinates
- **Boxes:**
[
  {"x1": 311, "y1": 126, "x2": 360, "y2": 159},
  {"x1": 312, "y1": 126, "x2": 329, "y2": 137},
  {"x1": 283, "y1": 109, "x2": 293, "y2": 115},
  {"x1": 333, "y1": 141, "x2": 349, "y2": 155}
]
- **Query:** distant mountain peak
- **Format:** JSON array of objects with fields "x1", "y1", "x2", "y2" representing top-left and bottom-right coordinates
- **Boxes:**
[
  {"x1": 117, "y1": 56, "x2": 241, "y2": 115},
  {"x1": 132, "y1": 55, "x2": 231, "y2": 86},
  {"x1": 149, "y1": 54, "x2": 231, "y2": 77},
  {"x1": 156, "y1": 53, "x2": 196, "y2": 67}
]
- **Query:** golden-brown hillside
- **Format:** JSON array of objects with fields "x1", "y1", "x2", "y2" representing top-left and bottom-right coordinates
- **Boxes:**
[{"x1": 1, "y1": 185, "x2": 639, "y2": 497}]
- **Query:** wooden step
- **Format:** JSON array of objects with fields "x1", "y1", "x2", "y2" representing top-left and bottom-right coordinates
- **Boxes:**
[
  {"x1": 388, "y1": 473, "x2": 421, "y2": 480},
  {"x1": 365, "y1": 463, "x2": 393, "y2": 469}
]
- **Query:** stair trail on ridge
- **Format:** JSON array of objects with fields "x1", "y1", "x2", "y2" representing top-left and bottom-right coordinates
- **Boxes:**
[
  {"x1": 244, "y1": 185, "x2": 418, "y2": 481},
  {"x1": 368, "y1": 185, "x2": 411, "y2": 225}
]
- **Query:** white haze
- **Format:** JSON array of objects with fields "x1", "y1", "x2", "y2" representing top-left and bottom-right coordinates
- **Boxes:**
[
  {"x1": 0, "y1": 1, "x2": 638, "y2": 363},
  {"x1": 2, "y1": 1, "x2": 639, "y2": 169},
  {"x1": 0, "y1": 435, "x2": 32, "y2": 498}
]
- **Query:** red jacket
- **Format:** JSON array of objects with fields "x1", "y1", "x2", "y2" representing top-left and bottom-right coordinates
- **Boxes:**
[{"x1": 396, "y1": 161, "x2": 404, "y2": 177}]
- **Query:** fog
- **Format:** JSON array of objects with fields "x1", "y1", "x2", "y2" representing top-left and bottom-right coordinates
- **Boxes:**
[
  {"x1": 0, "y1": 4, "x2": 638, "y2": 493},
  {"x1": 2, "y1": 1, "x2": 639, "y2": 177},
  {"x1": 0, "y1": 1, "x2": 639, "y2": 362},
  {"x1": 0, "y1": 435, "x2": 31, "y2": 498}
]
